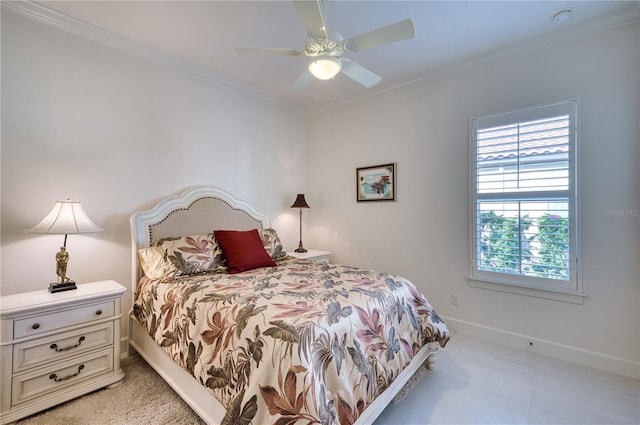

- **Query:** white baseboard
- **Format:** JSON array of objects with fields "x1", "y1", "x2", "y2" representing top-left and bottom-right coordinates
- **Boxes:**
[
  {"x1": 441, "y1": 315, "x2": 640, "y2": 380},
  {"x1": 120, "y1": 337, "x2": 129, "y2": 359}
]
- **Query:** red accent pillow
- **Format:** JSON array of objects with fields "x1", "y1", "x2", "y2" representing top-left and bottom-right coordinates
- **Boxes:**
[{"x1": 213, "y1": 229, "x2": 277, "y2": 274}]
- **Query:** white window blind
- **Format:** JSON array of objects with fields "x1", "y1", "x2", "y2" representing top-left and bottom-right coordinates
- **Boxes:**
[{"x1": 470, "y1": 100, "x2": 580, "y2": 297}]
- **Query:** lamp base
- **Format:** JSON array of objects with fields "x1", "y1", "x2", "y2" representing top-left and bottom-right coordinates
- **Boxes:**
[
  {"x1": 294, "y1": 240, "x2": 307, "y2": 253},
  {"x1": 49, "y1": 280, "x2": 77, "y2": 293}
]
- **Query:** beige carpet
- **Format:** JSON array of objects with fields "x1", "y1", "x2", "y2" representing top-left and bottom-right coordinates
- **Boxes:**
[{"x1": 17, "y1": 355, "x2": 205, "y2": 425}]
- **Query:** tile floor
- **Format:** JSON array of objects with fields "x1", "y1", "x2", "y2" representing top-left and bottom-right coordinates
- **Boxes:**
[{"x1": 374, "y1": 334, "x2": 640, "y2": 424}]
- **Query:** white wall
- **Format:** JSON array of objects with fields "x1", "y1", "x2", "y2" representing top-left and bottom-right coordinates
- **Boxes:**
[
  {"x1": 0, "y1": 12, "x2": 307, "y2": 327},
  {"x1": 307, "y1": 23, "x2": 640, "y2": 377}
]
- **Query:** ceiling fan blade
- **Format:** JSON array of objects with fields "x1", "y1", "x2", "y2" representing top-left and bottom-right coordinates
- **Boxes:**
[
  {"x1": 292, "y1": 69, "x2": 314, "y2": 92},
  {"x1": 340, "y1": 60, "x2": 382, "y2": 88},
  {"x1": 293, "y1": 0, "x2": 327, "y2": 39},
  {"x1": 345, "y1": 18, "x2": 415, "y2": 53},
  {"x1": 235, "y1": 47, "x2": 303, "y2": 56}
]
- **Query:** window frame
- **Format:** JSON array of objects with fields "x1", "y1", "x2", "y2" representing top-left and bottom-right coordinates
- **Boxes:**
[{"x1": 468, "y1": 98, "x2": 584, "y2": 304}]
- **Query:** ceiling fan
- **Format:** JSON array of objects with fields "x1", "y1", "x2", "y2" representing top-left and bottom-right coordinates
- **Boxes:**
[{"x1": 235, "y1": 0, "x2": 415, "y2": 91}]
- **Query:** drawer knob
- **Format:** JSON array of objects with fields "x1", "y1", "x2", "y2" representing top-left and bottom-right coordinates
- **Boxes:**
[
  {"x1": 49, "y1": 364, "x2": 85, "y2": 382},
  {"x1": 32, "y1": 323, "x2": 40, "y2": 330},
  {"x1": 95, "y1": 309, "x2": 103, "y2": 316},
  {"x1": 50, "y1": 336, "x2": 86, "y2": 352}
]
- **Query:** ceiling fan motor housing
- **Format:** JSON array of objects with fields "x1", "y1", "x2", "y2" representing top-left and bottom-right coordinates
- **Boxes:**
[{"x1": 304, "y1": 36, "x2": 348, "y2": 58}]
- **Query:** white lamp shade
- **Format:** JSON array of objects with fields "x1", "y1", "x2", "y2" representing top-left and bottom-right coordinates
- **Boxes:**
[
  {"x1": 308, "y1": 57, "x2": 342, "y2": 80},
  {"x1": 28, "y1": 200, "x2": 102, "y2": 234}
]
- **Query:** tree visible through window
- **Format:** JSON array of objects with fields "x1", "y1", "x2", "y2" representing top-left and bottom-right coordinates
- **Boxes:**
[
  {"x1": 470, "y1": 100, "x2": 579, "y2": 294},
  {"x1": 478, "y1": 206, "x2": 569, "y2": 280}
]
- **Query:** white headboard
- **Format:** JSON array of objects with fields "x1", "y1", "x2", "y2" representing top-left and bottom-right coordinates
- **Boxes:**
[{"x1": 129, "y1": 186, "x2": 271, "y2": 288}]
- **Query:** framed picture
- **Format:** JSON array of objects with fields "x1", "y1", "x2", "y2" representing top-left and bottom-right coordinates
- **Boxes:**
[{"x1": 356, "y1": 163, "x2": 396, "y2": 202}]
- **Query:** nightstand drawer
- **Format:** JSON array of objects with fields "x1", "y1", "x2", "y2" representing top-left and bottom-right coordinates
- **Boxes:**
[
  {"x1": 12, "y1": 347, "x2": 114, "y2": 406},
  {"x1": 13, "y1": 322, "x2": 114, "y2": 372},
  {"x1": 14, "y1": 300, "x2": 114, "y2": 339}
]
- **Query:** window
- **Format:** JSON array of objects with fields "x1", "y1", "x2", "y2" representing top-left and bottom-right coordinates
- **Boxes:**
[{"x1": 469, "y1": 99, "x2": 583, "y2": 302}]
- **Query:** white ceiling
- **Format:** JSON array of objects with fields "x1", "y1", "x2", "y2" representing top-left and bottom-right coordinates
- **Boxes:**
[{"x1": 22, "y1": 1, "x2": 640, "y2": 113}]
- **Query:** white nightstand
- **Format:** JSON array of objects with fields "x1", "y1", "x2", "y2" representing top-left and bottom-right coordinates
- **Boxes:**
[
  {"x1": 0, "y1": 280, "x2": 126, "y2": 423},
  {"x1": 287, "y1": 249, "x2": 331, "y2": 263}
]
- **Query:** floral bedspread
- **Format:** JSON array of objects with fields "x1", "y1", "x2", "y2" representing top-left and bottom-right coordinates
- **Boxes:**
[{"x1": 133, "y1": 257, "x2": 449, "y2": 425}]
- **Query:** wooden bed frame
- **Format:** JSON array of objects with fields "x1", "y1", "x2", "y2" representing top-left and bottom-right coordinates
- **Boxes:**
[{"x1": 129, "y1": 186, "x2": 439, "y2": 425}]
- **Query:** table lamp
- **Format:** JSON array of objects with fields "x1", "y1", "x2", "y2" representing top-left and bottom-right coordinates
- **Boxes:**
[
  {"x1": 290, "y1": 194, "x2": 310, "y2": 253},
  {"x1": 28, "y1": 199, "x2": 103, "y2": 293}
]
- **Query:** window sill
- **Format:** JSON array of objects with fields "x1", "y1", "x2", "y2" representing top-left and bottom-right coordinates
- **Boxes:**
[{"x1": 468, "y1": 276, "x2": 586, "y2": 304}]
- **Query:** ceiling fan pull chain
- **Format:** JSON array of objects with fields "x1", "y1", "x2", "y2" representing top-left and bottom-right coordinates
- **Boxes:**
[{"x1": 319, "y1": 0, "x2": 327, "y2": 37}]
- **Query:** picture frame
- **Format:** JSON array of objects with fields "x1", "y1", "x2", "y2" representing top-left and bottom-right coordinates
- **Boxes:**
[{"x1": 356, "y1": 163, "x2": 396, "y2": 202}]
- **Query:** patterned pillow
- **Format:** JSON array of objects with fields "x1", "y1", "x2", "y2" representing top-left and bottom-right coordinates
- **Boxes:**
[
  {"x1": 155, "y1": 233, "x2": 226, "y2": 277},
  {"x1": 259, "y1": 228, "x2": 287, "y2": 261},
  {"x1": 138, "y1": 233, "x2": 225, "y2": 280},
  {"x1": 137, "y1": 246, "x2": 177, "y2": 280}
]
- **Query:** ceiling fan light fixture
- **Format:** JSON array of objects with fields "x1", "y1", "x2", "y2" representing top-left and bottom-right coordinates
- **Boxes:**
[{"x1": 308, "y1": 56, "x2": 341, "y2": 80}]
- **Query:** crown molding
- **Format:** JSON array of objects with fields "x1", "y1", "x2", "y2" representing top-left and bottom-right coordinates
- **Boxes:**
[{"x1": 1, "y1": 0, "x2": 304, "y2": 115}]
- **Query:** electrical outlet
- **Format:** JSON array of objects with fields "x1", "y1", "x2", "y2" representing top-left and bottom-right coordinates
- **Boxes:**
[{"x1": 450, "y1": 293, "x2": 460, "y2": 306}]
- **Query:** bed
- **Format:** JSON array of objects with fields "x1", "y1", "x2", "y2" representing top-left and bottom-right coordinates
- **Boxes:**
[{"x1": 129, "y1": 186, "x2": 449, "y2": 425}]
